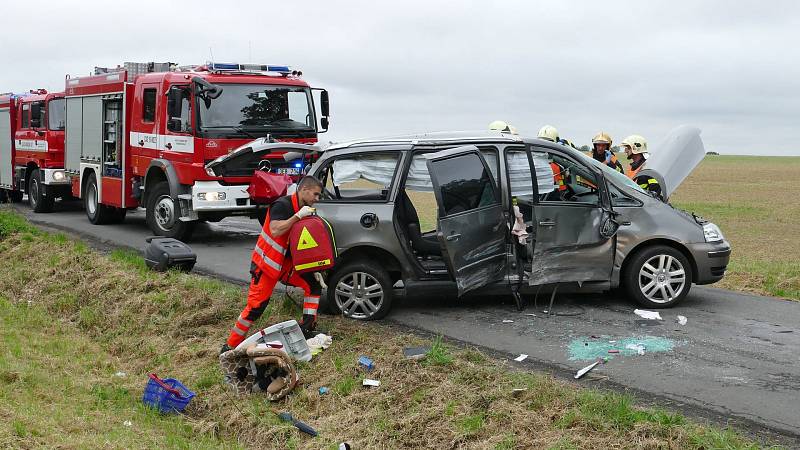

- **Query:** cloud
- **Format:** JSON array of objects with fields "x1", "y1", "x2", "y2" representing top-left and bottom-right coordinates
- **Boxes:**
[{"x1": 2, "y1": 0, "x2": 797, "y2": 155}]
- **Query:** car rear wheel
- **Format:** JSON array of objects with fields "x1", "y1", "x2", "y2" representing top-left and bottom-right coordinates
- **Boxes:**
[
  {"x1": 326, "y1": 261, "x2": 393, "y2": 320},
  {"x1": 623, "y1": 245, "x2": 693, "y2": 308}
]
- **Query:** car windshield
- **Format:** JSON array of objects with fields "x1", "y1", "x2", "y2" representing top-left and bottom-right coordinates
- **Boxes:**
[
  {"x1": 572, "y1": 149, "x2": 648, "y2": 194},
  {"x1": 197, "y1": 84, "x2": 314, "y2": 132}
]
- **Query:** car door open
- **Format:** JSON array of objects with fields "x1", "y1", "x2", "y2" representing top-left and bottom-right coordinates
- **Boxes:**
[{"x1": 425, "y1": 145, "x2": 508, "y2": 296}]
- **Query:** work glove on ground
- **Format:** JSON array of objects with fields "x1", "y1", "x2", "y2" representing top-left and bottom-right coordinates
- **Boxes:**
[{"x1": 294, "y1": 206, "x2": 315, "y2": 219}]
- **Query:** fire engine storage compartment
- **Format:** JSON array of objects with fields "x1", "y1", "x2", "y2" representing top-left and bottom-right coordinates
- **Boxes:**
[
  {"x1": 102, "y1": 98, "x2": 122, "y2": 177},
  {"x1": 65, "y1": 95, "x2": 104, "y2": 172},
  {"x1": 0, "y1": 105, "x2": 13, "y2": 189}
]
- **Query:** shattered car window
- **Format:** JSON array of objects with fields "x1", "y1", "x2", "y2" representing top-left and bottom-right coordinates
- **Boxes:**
[{"x1": 318, "y1": 152, "x2": 400, "y2": 201}]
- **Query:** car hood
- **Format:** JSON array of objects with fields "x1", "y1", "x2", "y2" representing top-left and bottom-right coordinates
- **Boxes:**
[{"x1": 637, "y1": 125, "x2": 706, "y2": 201}]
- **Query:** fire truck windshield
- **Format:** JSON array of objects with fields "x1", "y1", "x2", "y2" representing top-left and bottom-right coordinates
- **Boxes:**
[{"x1": 197, "y1": 84, "x2": 314, "y2": 137}]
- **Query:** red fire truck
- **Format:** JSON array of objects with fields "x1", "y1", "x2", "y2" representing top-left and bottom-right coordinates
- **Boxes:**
[
  {"x1": 0, "y1": 90, "x2": 71, "y2": 211},
  {"x1": 61, "y1": 62, "x2": 329, "y2": 239}
]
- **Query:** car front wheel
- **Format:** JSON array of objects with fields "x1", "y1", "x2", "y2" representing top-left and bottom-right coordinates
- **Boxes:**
[
  {"x1": 623, "y1": 245, "x2": 693, "y2": 308},
  {"x1": 326, "y1": 261, "x2": 394, "y2": 320}
]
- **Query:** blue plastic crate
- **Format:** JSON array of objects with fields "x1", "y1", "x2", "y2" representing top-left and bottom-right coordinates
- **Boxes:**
[{"x1": 142, "y1": 373, "x2": 195, "y2": 414}]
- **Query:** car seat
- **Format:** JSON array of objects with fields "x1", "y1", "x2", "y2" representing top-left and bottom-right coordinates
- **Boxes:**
[{"x1": 397, "y1": 191, "x2": 441, "y2": 257}]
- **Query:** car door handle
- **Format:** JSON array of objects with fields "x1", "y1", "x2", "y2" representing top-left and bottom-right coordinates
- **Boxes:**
[
  {"x1": 446, "y1": 233, "x2": 461, "y2": 241},
  {"x1": 538, "y1": 221, "x2": 556, "y2": 227}
]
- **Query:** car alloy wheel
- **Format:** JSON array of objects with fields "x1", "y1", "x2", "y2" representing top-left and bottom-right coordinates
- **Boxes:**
[
  {"x1": 334, "y1": 271, "x2": 385, "y2": 320},
  {"x1": 638, "y1": 254, "x2": 686, "y2": 304}
]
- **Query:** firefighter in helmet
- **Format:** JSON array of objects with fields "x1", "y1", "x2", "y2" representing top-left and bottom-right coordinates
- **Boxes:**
[
  {"x1": 488, "y1": 120, "x2": 518, "y2": 134},
  {"x1": 538, "y1": 125, "x2": 559, "y2": 142},
  {"x1": 622, "y1": 135, "x2": 662, "y2": 199},
  {"x1": 222, "y1": 176, "x2": 325, "y2": 354},
  {"x1": 591, "y1": 131, "x2": 623, "y2": 173}
]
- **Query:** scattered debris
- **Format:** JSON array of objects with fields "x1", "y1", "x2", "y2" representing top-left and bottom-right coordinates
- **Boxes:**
[
  {"x1": 513, "y1": 354, "x2": 528, "y2": 362},
  {"x1": 277, "y1": 412, "x2": 318, "y2": 437},
  {"x1": 626, "y1": 343, "x2": 646, "y2": 355},
  {"x1": 502, "y1": 319, "x2": 514, "y2": 323},
  {"x1": 114, "y1": 371, "x2": 127, "y2": 378},
  {"x1": 403, "y1": 346, "x2": 430, "y2": 360},
  {"x1": 142, "y1": 373, "x2": 196, "y2": 413},
  {"x1": 363, "y1": 379, "x2": 381, "y2": 387},
  {"x1": 339, "y1": 443, "x2": 353, "y2": 450},
  {"x1": 590, "y1": 335, "x2": 601, "y2": 339},
  {"x1": 306, "y1": 333, "x2": 333, "y2": 356},
  {"x1": 123, "y1": 420, "x2": 132, "y2": 427},
  {"x1": 608, "y1": 349, "x2": 620, "y2": 354},
  {"x1": 677, "y1": 315, "x2": 688, "y2": 326},
  {"x1": 318, "y1": 387, "x2": 329, "y2": 395},
  {"x1": 634, "y1": 309, "x2": 663, "y2": 320},
  {"x1": 775, "y1": 330, "x2": 793, "y2": 334},
  {"x1": 575, "y1": 359, "x2": 604, "y2": 379},
  {"x1": 525, "y1": 313, "x2": 537, "y2": 317},
  {"x1": 358, "y1": 356, "x2": 375, "y2": 371},
  {"x1": 568, "y1": 336, "x2": 676, "y2": 361},
  {"x1": 512, "y1": 388, "x2": 527, "y2": 398}
]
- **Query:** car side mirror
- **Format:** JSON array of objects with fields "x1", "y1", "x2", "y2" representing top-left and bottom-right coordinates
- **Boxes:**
[
  {"x1": 320, "y1": 116, "x2": 329, "y2": 131},
  {"x1": 600, "y1": 215, "x2": 619, "y2": 239}
]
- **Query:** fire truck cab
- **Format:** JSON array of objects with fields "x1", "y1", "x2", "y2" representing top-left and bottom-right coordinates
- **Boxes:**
[
  {"x1": 0, "y1": 90, "x2": 70, "y2": 210},
  {"x1": 63, "y1": 62, "x2": 329, "y2": 239}
]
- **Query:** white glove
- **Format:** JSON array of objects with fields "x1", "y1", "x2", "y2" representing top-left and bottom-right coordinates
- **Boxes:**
[{"x1": 295, "y1": 206, "x2": 315, "y2": 219}]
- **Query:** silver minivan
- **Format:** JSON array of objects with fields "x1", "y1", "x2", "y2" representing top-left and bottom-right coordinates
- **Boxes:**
[{"x1": 208, "y1": 128, "x2": 731, "y2": 320}]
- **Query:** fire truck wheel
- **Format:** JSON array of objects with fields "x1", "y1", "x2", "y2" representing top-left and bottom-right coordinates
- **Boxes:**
[
  {"x1": 326, "y1": 261, "x2": 394, "y2": 321},
  {"x1": 146, "y1": 181, "x2": 195, "y2": 240},
  {"x1": 28, "y1": 169, "x2": 54, "y2": 213},
  {"x1": 83, "y1": 172, "x2": 113, "y2": 225}
]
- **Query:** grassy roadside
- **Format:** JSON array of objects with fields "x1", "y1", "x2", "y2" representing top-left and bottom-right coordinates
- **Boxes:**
[
  {"x1": 671, "y1": 155, "x2": 800, "y2": 300},
  {"x1": 0, "y1": 209, "x2": 773, "y2": 449}
]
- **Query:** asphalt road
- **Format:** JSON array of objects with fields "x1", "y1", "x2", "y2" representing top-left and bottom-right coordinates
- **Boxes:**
[{"x1": 12, "y1": 201, "x2": 800, "y2": 442}]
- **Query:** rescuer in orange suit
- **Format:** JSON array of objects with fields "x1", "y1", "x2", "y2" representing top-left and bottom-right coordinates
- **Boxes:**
[{"x1": 222, "y1": 176, "x2": 324, "y2": 353}]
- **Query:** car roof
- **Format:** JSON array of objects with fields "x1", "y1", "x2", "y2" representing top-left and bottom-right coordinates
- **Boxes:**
[
  {"x1": 325, "y1": 130, "x2": 527, "y2": 150},
  {"x1": 321, "y1": 130, "x2": 582, "y2": 159}
]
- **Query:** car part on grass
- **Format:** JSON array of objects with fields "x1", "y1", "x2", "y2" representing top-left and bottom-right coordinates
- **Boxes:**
[
  {"x1": 144, "y1": 237, "x2": 196, "y2": 272},
  {"x1": 277, "y1": 412, "x2": 317, "y2": 436}
]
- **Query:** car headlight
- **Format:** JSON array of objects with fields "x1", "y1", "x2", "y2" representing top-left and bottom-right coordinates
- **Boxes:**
[
  {"x1": 52, "y1": 170, "x2": 65, "y2": 182},
  {"x1": 703, "y1": 223, "x2": 724, "y2": 243},
  {"x1": 198, "y1": 192, "x2": 226, "y2": 201}
]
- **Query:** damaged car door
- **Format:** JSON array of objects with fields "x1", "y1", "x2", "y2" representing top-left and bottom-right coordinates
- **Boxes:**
[
  {"x1": 526, "y1": 146, "x2": 616, "y2": 286},
  {"x1": 425, "y1": 146, "x2": 508, "y2": 296}
]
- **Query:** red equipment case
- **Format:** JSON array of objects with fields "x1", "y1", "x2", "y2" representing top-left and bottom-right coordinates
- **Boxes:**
[{"x1": 288, "y1": 215, "x2": 336, "y2": 274}]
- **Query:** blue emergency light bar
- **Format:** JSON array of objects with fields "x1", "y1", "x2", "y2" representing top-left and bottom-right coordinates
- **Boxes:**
[{"x1": 207, "y1": 62, "x2": 294, "y2": 75}]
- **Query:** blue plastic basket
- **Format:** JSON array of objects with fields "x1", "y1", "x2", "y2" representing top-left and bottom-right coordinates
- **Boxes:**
[{"x1": 142, "y1": 373, "x2": 195, "y2": 414}]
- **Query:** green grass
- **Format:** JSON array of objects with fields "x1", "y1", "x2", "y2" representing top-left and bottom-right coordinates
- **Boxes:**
[
  {"x1": 0, "y1": 296, "x2": 241, "y2": 449},
  {"x1": 0, "y1": 211, "x2": 780, "y2": 449}
]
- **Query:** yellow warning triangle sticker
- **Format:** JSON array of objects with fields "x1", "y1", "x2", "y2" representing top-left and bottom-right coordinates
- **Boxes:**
[{"x1": 296, "y1": 227, "x2": 319, "y2": 250}]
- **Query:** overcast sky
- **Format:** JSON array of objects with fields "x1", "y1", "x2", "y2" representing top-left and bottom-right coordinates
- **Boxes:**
[{"x1": 2, "y1": 1, "x2": 798, "y2": 155}]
